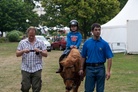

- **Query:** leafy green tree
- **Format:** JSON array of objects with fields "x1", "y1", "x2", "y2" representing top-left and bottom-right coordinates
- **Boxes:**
[
  {"x1": 41, "y1": 0, "x2": 120, "y2": 38},
  {"x1": 0, "y1": 0, "x2": 39, "y2": 36},
  {"x1": 119, "y1": 0, "x2": 128, "y2": 9}
]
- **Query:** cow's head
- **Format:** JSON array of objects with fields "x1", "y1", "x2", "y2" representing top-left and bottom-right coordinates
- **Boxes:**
[
  {"x1": 60, "y1": 48, "x2": 81, "y2": 91},
  {"x1": 64, "y1": 65, "x2": 75, "y2": 91}
]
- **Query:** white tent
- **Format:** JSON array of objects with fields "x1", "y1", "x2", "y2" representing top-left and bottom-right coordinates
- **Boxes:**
[{"x1": 101, "y1": 0, "x2": 138, "y2": 54}]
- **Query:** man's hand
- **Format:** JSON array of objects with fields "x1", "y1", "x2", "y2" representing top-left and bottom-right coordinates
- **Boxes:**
[
  {"x1": 79, "y1": 69, "x2": 84, "y2": 76},
  {"x1": 34, "y1": 48, "x2": 41, "y2": 53},
  {"x1": 23, "y1": 49, "x2": 30, "y2": 53},
  {"x1": 16, "y1": 48, "x2": 29, "y2": 57},
  {"x1": 106, "y1": 72, "x2": 111, "y2": 80}
]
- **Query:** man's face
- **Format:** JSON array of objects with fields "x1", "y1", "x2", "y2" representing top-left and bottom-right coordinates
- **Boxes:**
[
  {"x1": 28, "y1": 30, "x2": 36, "y2": 42},
  {"x1": 92, "y1": 27, "x2": 101, "y2": 37},
  {"x1": 70, "y1": 25, "x2": 77, "y2": 32}
]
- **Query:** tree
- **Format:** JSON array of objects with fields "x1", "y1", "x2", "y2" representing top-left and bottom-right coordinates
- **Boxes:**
[
  {"x1": 119, "y1": 0, "x2": 128, "y2": 9},
  {"x1": 0, "y1": 0, "x2": 39, "y2": 36},
  {"x1": 41, "y1": 0, "x2": 120, "y2": 39}
]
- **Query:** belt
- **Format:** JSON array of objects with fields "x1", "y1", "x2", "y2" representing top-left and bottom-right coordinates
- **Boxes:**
[{"x1": 86, "y1": 63, "x2": 104, "y2": 67}]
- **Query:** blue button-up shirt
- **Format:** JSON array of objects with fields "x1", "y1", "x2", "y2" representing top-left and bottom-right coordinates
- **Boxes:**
[{"x1": 81, "y1": 37, "x2": 113, "y2": 63}]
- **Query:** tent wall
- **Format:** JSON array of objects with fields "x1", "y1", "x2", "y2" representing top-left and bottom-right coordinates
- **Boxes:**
[
  {"x1": 101, "y1": 27, "x2": 127, "y2": 53},
  {"x1": 127, "y1": 20, "x2": 138, "y2": 54},
  {"x1": 101, "y1": 0, "x2": 138, "y2": 54},
  {"x1": 101, "y1": 27, "x2": 126, "y2": 43}
]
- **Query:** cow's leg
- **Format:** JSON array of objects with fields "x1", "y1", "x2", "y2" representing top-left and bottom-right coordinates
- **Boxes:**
[{"x1": 73, "y1": 86, "x2": 79, "y2": 92}]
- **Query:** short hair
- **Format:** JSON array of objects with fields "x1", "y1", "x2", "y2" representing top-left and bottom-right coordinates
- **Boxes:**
[
  {"x1": 26, "y1": 26, "x2": 37, "y2": 34},
  {"x1": 91, "y1": 23, "x2": 101, "y2": 31}
]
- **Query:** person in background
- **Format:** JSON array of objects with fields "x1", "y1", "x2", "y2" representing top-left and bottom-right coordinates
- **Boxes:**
[
  {"x1": 16, "y1": 26, "x2": 47, "y2": 92},
  {"x1": 79, "y1": 23, "x2": 113, "y2": 92},
  {"x1": 56, "y1": 19, "x2": 82, "y2": 73}
]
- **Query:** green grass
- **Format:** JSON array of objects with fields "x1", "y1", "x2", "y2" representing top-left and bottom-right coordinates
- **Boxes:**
[
  {"x1": 0, "y1": 42, "x2": 18, "y2": 56},
  {"x1": 0, "y1": 42, "x2": 138, "y2": 92},
  {"x1": 105, "y1": 53, "x2": 138, "y2": 92}
]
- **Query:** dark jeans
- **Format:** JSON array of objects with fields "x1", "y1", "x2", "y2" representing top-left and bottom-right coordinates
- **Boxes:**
[
  {"x1": 62, "y1": 48, "x2": 80, "y2": 55},
  {"x1": 21, "y1": 70, "x2": 42, "y2": 92},
  {"x1": 85, "y1": 65, "x2": 105, "y2": 92},
  {"x1": 62, "y1": 48, "x2": 70, "y2": 55}
]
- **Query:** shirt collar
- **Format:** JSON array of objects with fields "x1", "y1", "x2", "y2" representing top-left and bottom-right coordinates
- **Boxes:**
[
  {"x1": 25, "y1": 37, "x2": 39, "y2": 44},
  {"x1": 91, "y1": 37, "x2": 102, "y2": 42}
]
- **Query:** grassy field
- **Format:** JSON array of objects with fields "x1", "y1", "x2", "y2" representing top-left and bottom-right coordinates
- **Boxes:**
[{"x1": 0, "y1": 42, "x2": 138, "y2": 92}]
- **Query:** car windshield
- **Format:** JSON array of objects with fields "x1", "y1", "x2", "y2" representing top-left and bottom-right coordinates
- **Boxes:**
[{"x1": 36, "y1": 36, "x2": 47, "y2": 41}]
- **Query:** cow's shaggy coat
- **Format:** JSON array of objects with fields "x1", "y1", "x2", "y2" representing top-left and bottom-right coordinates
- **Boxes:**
[{"x1": 60, "y1": 48, "x2": 85, "y2": 92}]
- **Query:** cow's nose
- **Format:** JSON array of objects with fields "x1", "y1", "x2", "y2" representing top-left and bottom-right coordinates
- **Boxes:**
[{"x1": 66, "y1": 86, "x2": 72, "y2": 90}]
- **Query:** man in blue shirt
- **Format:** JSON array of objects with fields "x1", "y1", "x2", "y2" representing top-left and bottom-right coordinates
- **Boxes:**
[
  {"x1": 79, "y1": 23, "x2": 113, "y2": 92},
  {"x1": 56, "y1": 20, "x2": 82, "y2": 73}
]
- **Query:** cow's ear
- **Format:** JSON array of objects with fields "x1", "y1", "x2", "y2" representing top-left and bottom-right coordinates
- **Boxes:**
[
  {"x1": 60, "y1": 61, "x2": 64, "y2": 66},
  {"x1": 60, "y1": 60, "x2": 68, "y2": 66}
]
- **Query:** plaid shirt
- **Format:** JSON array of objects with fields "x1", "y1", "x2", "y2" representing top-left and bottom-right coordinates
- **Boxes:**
[{"x1": 17, "y1": 38, "x2": 47, "y2": 73}]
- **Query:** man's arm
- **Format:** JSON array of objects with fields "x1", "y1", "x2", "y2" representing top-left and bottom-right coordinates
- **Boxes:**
[
  {"x1": 34, "y1": 48, "x2": 48, "y2": 57},
  {"x1": 40, "y1": 50, "x2": 48, "y2": 57},
  {"x1": 79, "y1": 57, "x2": 85, "y2": 75},
  {"x1": 16, "y1": 50, "x2": 24, "y2": 57},
  {"x1": 106, "y1": 58, "x2": 112, "y2": 80},
  {"x1": 16, "y1": 49, "x2": 30, "y2": 57}
]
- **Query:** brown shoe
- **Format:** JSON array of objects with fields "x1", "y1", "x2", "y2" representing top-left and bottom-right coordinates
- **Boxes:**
[{"x1": 56, "y1": 68, "x2": 62, "y2": 73}]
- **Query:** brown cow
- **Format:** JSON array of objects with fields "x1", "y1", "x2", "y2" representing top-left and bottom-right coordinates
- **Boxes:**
[{"x1": 60, "y1": 48, "x2": 85, "y2": 92}]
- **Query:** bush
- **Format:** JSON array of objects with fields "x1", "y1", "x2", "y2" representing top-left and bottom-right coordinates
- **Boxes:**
[
  {"x1": 0, "y1": 37, "x2": 7, "y2": 43},
  {"x1": 7, "y1": 30, "x2": 23, "y2": 42}
]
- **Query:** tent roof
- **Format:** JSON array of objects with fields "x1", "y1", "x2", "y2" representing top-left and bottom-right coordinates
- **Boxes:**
[{"x1": 102, "y1": 0, "x2": 138, "y2": 28}]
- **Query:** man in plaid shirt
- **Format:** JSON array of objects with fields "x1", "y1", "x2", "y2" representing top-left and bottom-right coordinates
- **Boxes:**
[{"x1": 16, "y1": 26, "x2": 47, "y2": 92}]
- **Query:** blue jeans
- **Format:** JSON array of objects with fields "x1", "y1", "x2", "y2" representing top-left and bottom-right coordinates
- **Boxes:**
[
  {"x1": 62, "y1": 48, "x2": 70, "y2": 55},
  {"x1": 85, "y1": 65, "x2": 105, "y2": 92}
]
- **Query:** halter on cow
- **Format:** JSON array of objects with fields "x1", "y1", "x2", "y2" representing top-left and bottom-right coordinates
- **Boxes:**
[{"x1": 59, "y1": 48, "x2": 85, "y2": 92}]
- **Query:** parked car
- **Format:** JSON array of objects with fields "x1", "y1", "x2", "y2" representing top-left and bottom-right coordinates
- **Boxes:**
[
  {"x1": 51, "y1": 37, "x2": 67, "y2": 50},
  {"x1": 35, "y1": 35, "x2": 51, "y2": 52}
]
